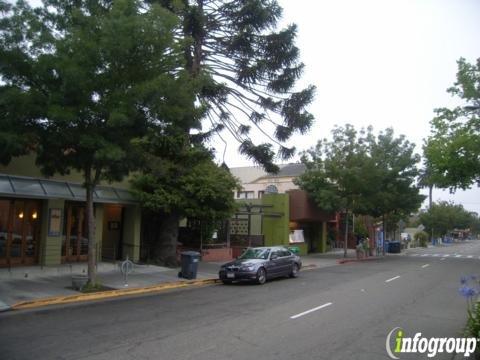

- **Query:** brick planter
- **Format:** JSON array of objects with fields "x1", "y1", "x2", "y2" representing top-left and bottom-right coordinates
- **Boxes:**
[{"x1": 201, "y1": 248, "x2": 233, "y2": 262}]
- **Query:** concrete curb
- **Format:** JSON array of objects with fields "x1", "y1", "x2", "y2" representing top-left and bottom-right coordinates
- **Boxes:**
[
  {"x1": 337, "y1": 257, "x2": 382, "y2": 264},
  {"x1": 10, "y1": 278, "x2": 221, "y2": 311}
]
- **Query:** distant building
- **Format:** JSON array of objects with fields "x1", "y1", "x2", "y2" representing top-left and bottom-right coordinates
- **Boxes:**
[
  {"x1": 230, "y1": 163, "x2": 306, "y2": 199},
  {"x1": 229, "y1": 164, "x2": 340, "y2": 255}
]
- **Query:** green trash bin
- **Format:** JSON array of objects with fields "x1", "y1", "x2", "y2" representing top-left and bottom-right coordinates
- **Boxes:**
[{"x1": 288, "y1": 246, "x2": 300, "y2": 255}]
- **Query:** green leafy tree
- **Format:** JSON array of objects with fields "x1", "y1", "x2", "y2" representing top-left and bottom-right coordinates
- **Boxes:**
[
  {"x1": 132, "y1": 0, "x2": 315, "y2": 263},
  {"x1": 0, "y1": 0, "x2": 193, "y2": 283},
  {"x1": 131, "y1": 133, "x2": 239, "y2": 266},
  {"x1": 418, "y1": 159, "x2": 448, "y2": 210},
  {"x1": 151, "y1": 0, "x2": 315, "y2": 171},
  {"x1": 425, "y1": 57, "x2": 480, "y2": 190},
  {"x1": 419, "y1": 201, "x2": 479, "y2": 238},
  {"x1": 297, "y1": 125, "x2": 424, "y2": 255},
  {"x1": 365, "y1": 128, "x2": 425, "y2": 242},
  {"x1": 295, "y1": 125, "x2": 374, "y2": 257},
  {"x1": 414, "y1": 231, "x2": 429, "y2": 248}
]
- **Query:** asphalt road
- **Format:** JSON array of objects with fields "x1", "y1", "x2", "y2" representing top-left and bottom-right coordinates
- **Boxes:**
[{"x1": 1, "y1": 240, "x2": 480, "y2": 360}]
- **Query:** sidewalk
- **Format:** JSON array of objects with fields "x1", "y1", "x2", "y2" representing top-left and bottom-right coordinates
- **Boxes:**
[
  {"x1": 0, "y1": 261, "x2": 221, "y2": 308},
  {"x1": 0, "y1": 252, "x2": 360, "y2": 311}
]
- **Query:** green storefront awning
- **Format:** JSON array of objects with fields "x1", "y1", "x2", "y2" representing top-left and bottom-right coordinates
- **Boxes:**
[{"x1": 0, "y1": 173, "x2": 137, "y2": 204}]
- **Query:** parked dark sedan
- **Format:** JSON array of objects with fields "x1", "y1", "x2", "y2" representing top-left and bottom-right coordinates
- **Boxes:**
[{"x1": 218, "y1": 246, "x2": 302, "y2": 285}]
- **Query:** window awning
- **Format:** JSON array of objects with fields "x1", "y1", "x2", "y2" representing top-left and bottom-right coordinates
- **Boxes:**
[{"x1": 0, "y1": 174, "x2": 137, "y2": 204}]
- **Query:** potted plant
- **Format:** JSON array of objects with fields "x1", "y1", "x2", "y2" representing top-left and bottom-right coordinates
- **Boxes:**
[
  {"x1": 71, "y1": 274, "x2": 88, "y2": 291},
  {"x1": 356, "y1": 242, "x2": 365, "y2": 259}
]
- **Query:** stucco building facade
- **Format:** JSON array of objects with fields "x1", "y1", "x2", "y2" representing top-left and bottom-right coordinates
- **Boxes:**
[{"x1": 0, "y1": 155, "x2": 141, "y2": 267}]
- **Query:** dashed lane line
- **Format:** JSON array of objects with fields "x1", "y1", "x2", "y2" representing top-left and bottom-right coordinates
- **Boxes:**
[{"x1": 290, "y1": 302, "x2": 333, "y2": 319}]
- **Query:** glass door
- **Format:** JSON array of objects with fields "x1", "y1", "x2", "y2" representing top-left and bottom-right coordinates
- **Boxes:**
[
  {"x1": 23, "y1": 201, "x2": 40, "y2": 265},
  {"x1": 0, "y1": 199, "x2": 40, "y2": 266},
  {"x1": 10, "y1": 201, "x2": 24, "y2": 264},
  {"x1": 0, "y1": 200, "x2": 10, "y2": 266},
  {"x1": 62, "y1": 204, "x2": 88, "y2": 263}
]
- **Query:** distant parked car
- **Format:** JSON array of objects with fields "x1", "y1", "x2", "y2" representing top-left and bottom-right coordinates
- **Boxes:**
[{"x1": 218, "y1": 246, "x2": 302, "y2": 285}]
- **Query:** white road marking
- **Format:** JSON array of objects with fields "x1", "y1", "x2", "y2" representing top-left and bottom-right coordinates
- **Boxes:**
[
  {"x1": 440, "y1": 258, "x2": 446, "y2": 261},
  {"x1": 467, "y1": 255, "x2": 473, "y2": 258},
  {"x1": 290, "y1": 302, "x2": 333, "y2": 319},
  {"x1": 421, "y1": 254, "x2": 429, "y2": 257},
  {"x1": 444, "y1": 254, "x2": 450, "y2": 257},
  {"x1": 455, "y1": 255, "x2": 462, "y2": 258},
  {"x1": 433, "y1": 254, "x2": 440, "y2": 257},
  {"x1": 421, "y1": 264, "x2": 430, "y2": 268},
  {"x1": 385, "y1": 276, "x2": 401, "y2": 283},
  {"x1": 411, "y1": 254, "x2": 419, "y2": 257}
]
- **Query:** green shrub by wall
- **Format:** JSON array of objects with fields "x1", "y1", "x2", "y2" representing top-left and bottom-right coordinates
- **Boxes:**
[{"x1": 414, "y1": 231, "x2": 429, "y2": 248}]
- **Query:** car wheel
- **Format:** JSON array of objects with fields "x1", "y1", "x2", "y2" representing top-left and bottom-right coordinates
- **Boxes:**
[
  {"x1": 290, "y1": 263, "x2": 299, "y2": 278},
  {"x1": 256, "y1": 267, "x2": 267, "y2": 285},
  {"x1": 222, "y1": 280, "x2": 232, "y2": 285}
]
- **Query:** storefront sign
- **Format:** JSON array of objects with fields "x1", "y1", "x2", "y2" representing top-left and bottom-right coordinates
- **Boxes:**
[{"x1": 48, "y1": 208, "x2": 62, "y2": 236}]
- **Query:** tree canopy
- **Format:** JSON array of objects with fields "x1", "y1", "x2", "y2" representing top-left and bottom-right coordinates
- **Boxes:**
[
  {"x1": 131, "y1": 134, "x2": 239, "y2": 222},
  {"x1": 296, "y1": 125, "x2": 424, "y2": 245},
  {"x1": 131, "y1": 132, "x2": 239, "y2": 265},
  {"x1": 151, "y1": 0, "x2": 315, "y2": 171},
  {"x1": 365, "y1": 128, "x2": 425, "y2": 221},
  {"x1": 418, "y1": 201, "x2": 479, "y2": 238},
  {"x1": 425, "y1": 57, "x2": 480, "y2": 190},
  {"x1": 295, "y1": 125, "x2": 372, "y2": 214},
  {"x1": 0, "y1": 0, "x2": 195, "y2": 281}
]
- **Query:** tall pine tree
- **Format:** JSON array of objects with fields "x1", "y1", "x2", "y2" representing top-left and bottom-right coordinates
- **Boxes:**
[{"x1": 152, "y1": 0, "x2": 315, "y2": 172}]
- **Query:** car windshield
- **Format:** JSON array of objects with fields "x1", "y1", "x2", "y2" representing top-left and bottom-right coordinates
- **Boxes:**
[{"x1": 239, "y1": 248, "x2": 270, "y2": 260}]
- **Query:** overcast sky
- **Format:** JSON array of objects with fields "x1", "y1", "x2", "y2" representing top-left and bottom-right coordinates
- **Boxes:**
[
  {"x1": 212, "y1": 0, "x2": 480, "y2": 214},
  {"x1": 23, "y1": 0, "x2": 480, "y2": 213}
]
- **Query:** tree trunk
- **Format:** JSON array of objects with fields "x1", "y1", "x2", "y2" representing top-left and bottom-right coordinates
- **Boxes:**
[
  {"x1": 85, "y1": 170, "x2": 97, "y2": 285},
  {"x1": 428, "y1": 185, "x2": 433, "y2": 209},
  {"x1": 382, "y1": 214, "x2": 387, "y2": 256},
  {"x1": 344, "y1": 210, "x2": 349, "y2": 258},
  {"x1": 153, "y1": 212, "x2": 180, "y2": 267}
]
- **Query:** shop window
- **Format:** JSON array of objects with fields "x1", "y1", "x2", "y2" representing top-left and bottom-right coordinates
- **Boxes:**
[{"x1": 237, "y1": 191, "x2": 254, "y2": 199}]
